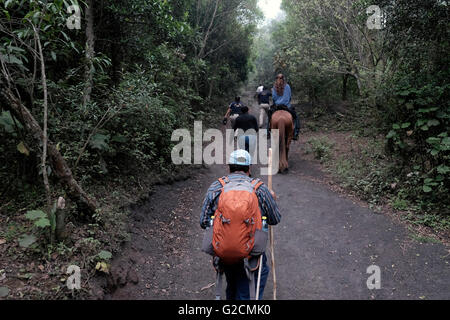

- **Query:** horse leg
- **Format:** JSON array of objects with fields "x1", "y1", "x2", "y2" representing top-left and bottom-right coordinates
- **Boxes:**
[{"x1": 278, "y1": 119, "x2": 288, "y2": 173}]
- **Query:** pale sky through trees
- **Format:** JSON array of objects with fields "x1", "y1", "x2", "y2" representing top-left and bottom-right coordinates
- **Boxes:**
[{"x1": 258, "y1": 0, "x2": 282, "y2": 23}]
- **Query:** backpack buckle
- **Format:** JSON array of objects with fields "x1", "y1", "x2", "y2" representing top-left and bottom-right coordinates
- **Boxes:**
[
  {"x1": 244, "y1": 217, "x2": 255, "y2": 226},
  {"x1": 220, "y1": 214, "x2": 231, "y2": 224}
]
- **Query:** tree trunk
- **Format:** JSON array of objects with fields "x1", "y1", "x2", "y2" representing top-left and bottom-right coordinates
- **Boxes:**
[
  {"x1": 82, "y1": 0, "x2": 95, "y2": 108},
  {"x1": 56, "y1": 209, "x2": 66, "y2": 240},
  {"x1": 351, "y1": 72, "x2": 362, "y2": 96},
  {"x1": 33, "y1": 25, "x2": 52, "y2": 210},
  {"x1": 208, "y1": 79, "x2": 214, "y2": 100},
  {"x1": 342, "y1": 73, "x2": 349, "y2": 101},
  {"x1": 198, "y1": 0, "x2": 219, "y2": 59},
  {"x1": 0, "y1": 87, "x2": 98, "y2": 216}
]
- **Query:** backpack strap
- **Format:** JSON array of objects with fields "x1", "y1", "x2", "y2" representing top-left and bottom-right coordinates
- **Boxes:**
[
  {"x1": 213, "y1": 257, "x2": 224, "y2": 300},
  {"x1": 244, "y1": 257, "x2": 261, "y2": 300},
  {"x1": 249, "y1": 270, "x2": 256, "y2": 300},
  {"x1": 218, "y1": 176, "x2": 230, "y2": 187},
  {"x1": 251, "y1": 178, "x2": 264, "y2": 192},
  {"x1": 215, "y1": 270, "x2": 223, "y2": 300},
  {"x1": 219, "y1": 176, "x2": 262, "y2": 192}
]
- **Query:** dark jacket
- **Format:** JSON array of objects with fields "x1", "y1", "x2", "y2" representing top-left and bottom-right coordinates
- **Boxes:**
[
  {"x1": 258, "y1": 89, "x2": 272, "y2": 105},
  {"x1": 233, "y1": 113, "x2": 259, "y2": 132}
]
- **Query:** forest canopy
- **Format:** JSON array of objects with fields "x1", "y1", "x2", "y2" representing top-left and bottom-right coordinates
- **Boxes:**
[
  {"x1": 0, "y1": 0, "x2": 262, "y2": 215},
  {"x1": 252, "y1": 0, "x2": 449, "y2": 215}
]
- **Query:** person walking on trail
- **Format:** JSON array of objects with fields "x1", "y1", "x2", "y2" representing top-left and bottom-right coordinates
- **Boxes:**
[
  {"x1": 268, "y1": 74, "x2": 300, "y2": 140},
  {"x1": 255, "y1": 84, "x2": 264, "y2": 101},
  {"x1": 233, "y1": 106, "x2": 259, "y2": 155},
  {"x1": 200, "y1": 150, "x2": 281, "y2": 300},
  {"x1": 258, "y1": 86, "x2": 272, "y2": 128},
  {"x1": 223, "y1": 96, "x2": 243, "y2": 128}
]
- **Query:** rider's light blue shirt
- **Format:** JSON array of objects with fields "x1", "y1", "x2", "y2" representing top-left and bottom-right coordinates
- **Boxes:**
[{"x1": 272, "y1": 84, "x2": 291, "y2": 108}]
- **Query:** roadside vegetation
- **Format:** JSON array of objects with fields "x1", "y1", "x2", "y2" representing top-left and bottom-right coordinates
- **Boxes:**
[
  {"x1": 0, "y1": 0, "x2": 261, "y2": 299},
  {"x1": 252, "y1": 0, "x2": 449, "y2": 235},
  {"x1": 303, "y1": 109, "x2": 450, "y2": 237}
]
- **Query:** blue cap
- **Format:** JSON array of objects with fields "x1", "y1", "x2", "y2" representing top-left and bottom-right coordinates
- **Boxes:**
[{"x1": 229, "y1": 149, "x2": 251, "y2": 166}]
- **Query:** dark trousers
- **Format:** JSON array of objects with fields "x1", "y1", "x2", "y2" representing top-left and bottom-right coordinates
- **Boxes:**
[{"x1": 223, "y1": 253, "x2": 270, "y2": 300}]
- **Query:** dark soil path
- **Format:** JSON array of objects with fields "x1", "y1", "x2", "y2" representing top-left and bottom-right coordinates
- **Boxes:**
[{"x1": 105, "y1": 92, "x2": 450, "y2": 300}]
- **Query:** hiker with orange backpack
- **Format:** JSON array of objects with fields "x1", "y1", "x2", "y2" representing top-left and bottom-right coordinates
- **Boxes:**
[{"x1": 200, "y1": 150, "x2": 281, "y2": 300}]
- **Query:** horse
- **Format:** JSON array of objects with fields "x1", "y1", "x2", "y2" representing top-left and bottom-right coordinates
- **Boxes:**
[{"x1": 271, "y1": 110, "x2": 294, "y2": 173}]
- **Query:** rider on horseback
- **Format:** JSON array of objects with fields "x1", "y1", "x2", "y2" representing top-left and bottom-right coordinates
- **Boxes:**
[{"x1": 268, "y1": 74, "x2": 300, "y2": 140}]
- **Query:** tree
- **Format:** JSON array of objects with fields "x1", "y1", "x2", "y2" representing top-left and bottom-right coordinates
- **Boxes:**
[
  {"x1": 271, "y1": 0, "x2": 390, "y2": 102},
  {"x1": 0, "y1": 0, "x2": 98, "y2": 215}
]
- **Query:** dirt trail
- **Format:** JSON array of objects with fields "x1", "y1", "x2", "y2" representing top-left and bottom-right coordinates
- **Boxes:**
[{"x1": 106, "y1": 91, "x2": 450, "y2": 300}]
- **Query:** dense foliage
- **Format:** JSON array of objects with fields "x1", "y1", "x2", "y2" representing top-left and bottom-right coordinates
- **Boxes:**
[
  {"x1": 0, "y1": 1, "x2": 261, "y2": 298},
  {"x1": 0, "y1": 0, "x2": 261, "y2": 201},
  {"x1": 253, "y1": 0, "x2": 449, "y2": 216}
]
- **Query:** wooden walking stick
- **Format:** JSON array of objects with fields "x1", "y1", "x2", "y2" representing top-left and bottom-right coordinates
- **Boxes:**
[
  {"x1": 268, "y1": 148, "x2": 277, "y2": 300},
  {"x1": 255, "y1": 254, "x2": 263, "y2": 300}
]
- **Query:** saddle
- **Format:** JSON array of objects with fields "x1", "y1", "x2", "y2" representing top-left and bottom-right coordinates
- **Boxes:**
[
  {"x1": 271, "y1": 104, "x2": 290, "y2": 112},
  {"x1": 269, "y1": 104, "x2": 295, "y2": 124}
]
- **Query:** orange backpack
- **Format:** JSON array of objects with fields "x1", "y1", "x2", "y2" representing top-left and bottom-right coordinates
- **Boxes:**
[{"x1": 212, "y1": 176, "x2": 264, "y2": 264}]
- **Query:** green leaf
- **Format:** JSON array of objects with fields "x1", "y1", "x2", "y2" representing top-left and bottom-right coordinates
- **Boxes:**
[
  {"x1": 398, "y1": 90, "x2": 411, "y2": 97},
  {"x1": 60, "y1": 30, "x2": 70, "y2": 41},
  {"x1": 89, "y1": 134, "x2": 110, "y2": 150},
  {"x1": 4, "y1": 54, "x2": 23, "y2": 65},
  {"x1": 25, "y1": 210, "x2": 47, "y2": 221},
  {"x1": 426, "y1": 137, "x2": 440, "y2": 145},
  {"x1": 416, "y1": 119, "x2": 427, "y2": 127},
  {"x1": 18, "y1": 234, "x2": 37, "y2": 248},
  {"x1": 401, "y1": 122, "x2": 411, "y2": 129},
  {"x1": 392, "y1": 124, "x2": 400, "y2": 130},
  {"x1": 98, "y1": 250, "x2": 112, "y2": 260},
  {"x1": 423, "y1": 185, "x2": 432, "y2": 193},
  {"x1": 418, "y1": 107, "x2": 438, "y2": 113},
  {"x1": 34, "y1": 217, "x2": 50, "y2": 228},
  {"x1": 111, "y1": 135, "x2": 127, "y2": 143},
  {"x1": 386, "y1": 130, "x2": 397, "y2": 139},
  {"x1": 0, "y1": 286, "x2": 9, "y2": 298},
  {"x1": 49, "y1": 203, "x2": 57, "y2": 232},
  {"x1": 427, "y1": 119, "x2": 440, "y2": 127},
  {"x1": 17, "y1": 141, "x2": 29, "y2": 156},
  {"x1": 442, "y1": 137, "x2": 450, "y2": 146},
  {"x1": 0, "y1": 111, "x2": 15, "y2": 133}
]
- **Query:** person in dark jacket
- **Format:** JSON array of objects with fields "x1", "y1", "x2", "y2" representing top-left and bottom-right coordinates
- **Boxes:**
[{"x1": 233, "y1": 106, "x2": 258, "y2": 154}]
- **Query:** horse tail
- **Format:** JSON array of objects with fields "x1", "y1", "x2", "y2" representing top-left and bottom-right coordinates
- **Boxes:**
[{"x1": 278, "y1": 115, "x2": 287, "y2": 170}]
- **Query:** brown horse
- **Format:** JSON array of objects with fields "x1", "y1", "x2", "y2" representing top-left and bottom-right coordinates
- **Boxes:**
[{"x1": 271, "y1": 110, "x2": 294, "y2": 173}]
